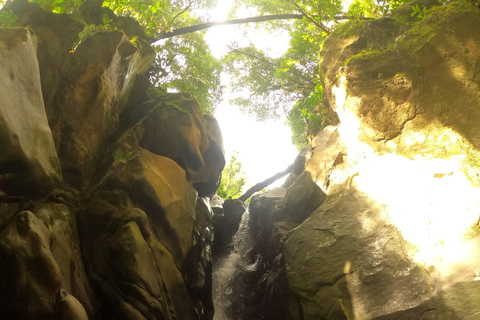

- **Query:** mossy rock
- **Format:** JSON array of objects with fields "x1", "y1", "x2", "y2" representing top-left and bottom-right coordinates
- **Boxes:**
[{"x1": 321, "y1": 2, "x2": 480, "y2": 184}]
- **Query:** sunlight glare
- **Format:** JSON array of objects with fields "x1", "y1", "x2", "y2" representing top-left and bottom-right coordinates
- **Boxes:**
[
  {"x1": 204, "y1": 0, "x2": 298, "y2": 188},
  {"x1": 333, "y1": 71, "x2": 480, "y2": 272}
]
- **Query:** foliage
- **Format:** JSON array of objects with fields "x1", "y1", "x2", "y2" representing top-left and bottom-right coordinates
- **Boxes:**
[
  {"x1": 30, "y1": 0, "x2": 82, "y2": 14},
  {"x1": 100, "y1": 0, "x2": 222, "y2": 113},
  {"x1": 287, "y1": 82, "x2": 326, "y2": 149},
  {"x1": 3, "y1": 0, "x2": 433, "y2": 145},
  {"x1": 223, "y1": 0, "x2": 419, "y2": 147},
  {"x1": 222, "y1": 11, "x2": 327, "y2": 147},
  {"x1": 103, "y1": 0, "x2": 215, "y2": 37},
  {"x1": 0, "y1": 9, "x2": 16, "y2": 27},
  {"x1": 150, "y1": 32, "x2": 223, "y2": 114},
  {"x1": 222, "y1": 17, "x2": 322, "y2": 122},
  {"x1": 217, "y1": 152, "x2": 247, "y2": 200},
  {"x1": 223, "y1": 0, "x2": 332, "y2": 146},
  {"x1": 71, "y1": 15, "x2": 114, "y2": 51},
  {"x1": 22, "y1": 0, "x2": 221, "y2": 114},
  {"x1": 347, "y1": 0, "x2": 412, "y2": 17},
  {"x1": 231, "y1": 0, "x2": 342, "y2": 31},
  {"x1": 411, "y1": 3, "x2": 432, "y2": 19},
  {"x1": 223, "y1": 43, "x2": 302, "y2": 120}
]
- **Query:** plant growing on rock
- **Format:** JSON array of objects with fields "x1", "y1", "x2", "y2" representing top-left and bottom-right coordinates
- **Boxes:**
[{"x1": 0, "y1": 9, "x2": 16, "y2": 26}]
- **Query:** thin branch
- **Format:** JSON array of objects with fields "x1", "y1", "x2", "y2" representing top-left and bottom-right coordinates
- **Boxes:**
[
  {"x1": 232, "y1": 49, "x2": 316, "y2": 84},
  {"x1": 232, "y1": 49, "x2": 280, "y2": 69},
  {"x1": 168, "y1": 0, "x2": 193, "y2": 28},
  {"x1": 284, "y1": 0, "x2": 330, "y2": 34},
  {"x1": 238, "y1": 164, "x2": 293, "y2": 202},
  {"x1": 256, "y1": 83, "x2": 314, "y2": 93},
  {"x1": 151, "y1": 14, "x2": 305, "y2": 42}
]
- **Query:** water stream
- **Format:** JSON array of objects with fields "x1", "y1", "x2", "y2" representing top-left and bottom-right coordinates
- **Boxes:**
[{"x1": 212, "y1": 209, "x2": 253, "y2": 320}]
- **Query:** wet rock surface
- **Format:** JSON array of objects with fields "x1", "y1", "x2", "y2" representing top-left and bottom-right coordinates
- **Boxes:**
[{"x1": 212, "y1": 199, "x2": 247, "y2": 260}]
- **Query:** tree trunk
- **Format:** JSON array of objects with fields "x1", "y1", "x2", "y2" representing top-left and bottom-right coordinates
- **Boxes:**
[
  {"x1": 151, "y1": 14, "x2": 305, "y2": 42},
  {"x1": 238, "y1": 164, "x2": 293, "y2": 202}
]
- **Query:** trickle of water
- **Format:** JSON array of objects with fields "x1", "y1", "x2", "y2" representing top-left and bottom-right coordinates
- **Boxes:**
[{"x1": 212, "y1": 209, "x2": 253, "y2": 320}]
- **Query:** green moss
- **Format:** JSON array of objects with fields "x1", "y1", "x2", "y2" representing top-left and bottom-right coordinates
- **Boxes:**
[
  {"x1": 346, "y1": 47, "x2": 388, "y2": 65},
  {"x1": 113, "y1": 146, "x2": 136, "y2": 165},
  {"x1": 345, "y1": 3, "x2": 480, "y2": 69},
  {"x1": 334, "y1": 19, "x2": 365, "y2": 38},
  {"x1": 49, "y1": 156, "x2": 63, "y2": 182}
]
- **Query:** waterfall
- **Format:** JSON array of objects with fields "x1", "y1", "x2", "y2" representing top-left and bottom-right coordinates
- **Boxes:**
[{"x1": 212, "y1": 209, "x2": 253, "y2": 320}]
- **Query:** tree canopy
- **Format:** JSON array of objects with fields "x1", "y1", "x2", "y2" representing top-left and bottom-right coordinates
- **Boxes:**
[
  {"x1": 0, "y1": 0, "x2": 429, "y2": 146},
  {"x1": 223, "y1": 0, "x2": 411, "y2": 148}
]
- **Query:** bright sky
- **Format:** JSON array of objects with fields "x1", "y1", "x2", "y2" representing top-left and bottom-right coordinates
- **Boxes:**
[{"x1": 200, "y1": 1, "x2": 300, "y2": 187}]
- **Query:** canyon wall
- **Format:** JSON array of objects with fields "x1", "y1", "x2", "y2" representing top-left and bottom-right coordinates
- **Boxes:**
[{"x1": 0, "y1": 4, "x2": 224, "y2": 319}]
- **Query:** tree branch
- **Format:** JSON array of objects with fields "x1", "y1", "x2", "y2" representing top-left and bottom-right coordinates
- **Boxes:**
[
  {"x1": 150, "y1": 12, "x2": 373, "y2": 43},
  {"x1": 168, "y1": 0, "x2": 194, "y2": 28},
  {"x1": 284, "y1": 0, "x2": 330, "y2": 34},
  {"x1": 231, "y1": 48, "x2": 316, "y2": 85},
  {"x1": 151, "y1": 14, "x2": 305, "y2": 42},
  {"x1": 232, "y1": 48, "x2": 280, "y2": 69},
  {"x1": 238, "y1": 164, "x2": 293, "y2": 202}
]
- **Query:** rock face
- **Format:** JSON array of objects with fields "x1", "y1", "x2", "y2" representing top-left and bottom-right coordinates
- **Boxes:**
[
  {"x1": 0, "y1": 28, "x2": 61, "y2": 196},
  {"x1": 0, "y1": 211, "x2": 88, "y2": 320},
  {"x1": 211, "y1": 199, "x2": 247, "y2": 259},
  {"x1": 0, "y1": 3, "x2": 224, "y2": 320},
  {"x1": 237, "y1": 2, "x2": 480, "y2": 320}
]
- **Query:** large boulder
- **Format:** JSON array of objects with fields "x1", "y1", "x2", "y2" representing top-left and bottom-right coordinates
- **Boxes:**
[
  {"x1": 321, "y1": 2, "x2": 480, "y2": 161},
  {"x1": 0, "y1": 27, "x2": 61, "y2": 196},
  {"x1": 10, "y1": 4, "x2": 156, "y2": 189},
  {"x1": 279, "y1": 171, "x2": 327, "y2": 223},
  {"x1": 53, "y1": 31, "x2": 155, "y2": 188},
  {"x1": 75, "y1": 74, "x2": 220, "y2": 318},
  {"x1": 284, "y1": 182, "x2": 432, "y2": 319},
  {"x1": 139, "y1": 94, "x2": 209, "y2": 173},
  {"x1": 32, "y1": 196, "x2": 96, "y2": 316},
  {"x1": 183, "y1": 197, "x2": 215, "y2": 319},
  {"x1": 0, "y1": 211, "x2": 88, "y2": 320},
  {"x1": 101, "y1": 147, "x2": 198, "y2": 267},
  {"x1": 79, "y1": 135, "x2": 213, "y2": 318},
  {"x1": 305, "y1": 125, "x2": 346, "y2": 191},
  {"x1": 212, "y1": 199, "x2": 247, "y2": 259},
  {"x1": 190, "y1": 115, "x2": 226, "y2": 197},
  {"x1": 80, "y1": 195, "x2": 197, "y2": 320}
]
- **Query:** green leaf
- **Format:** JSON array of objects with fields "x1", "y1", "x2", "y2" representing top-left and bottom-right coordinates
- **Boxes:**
[{"x1": 0, "y1": 10, "x2": 18, "y2": 27}]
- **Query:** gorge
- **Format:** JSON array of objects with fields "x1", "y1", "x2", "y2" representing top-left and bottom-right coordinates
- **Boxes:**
[{"x1": 1, "y1": 0, "x2": 480, "y2": 319}]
